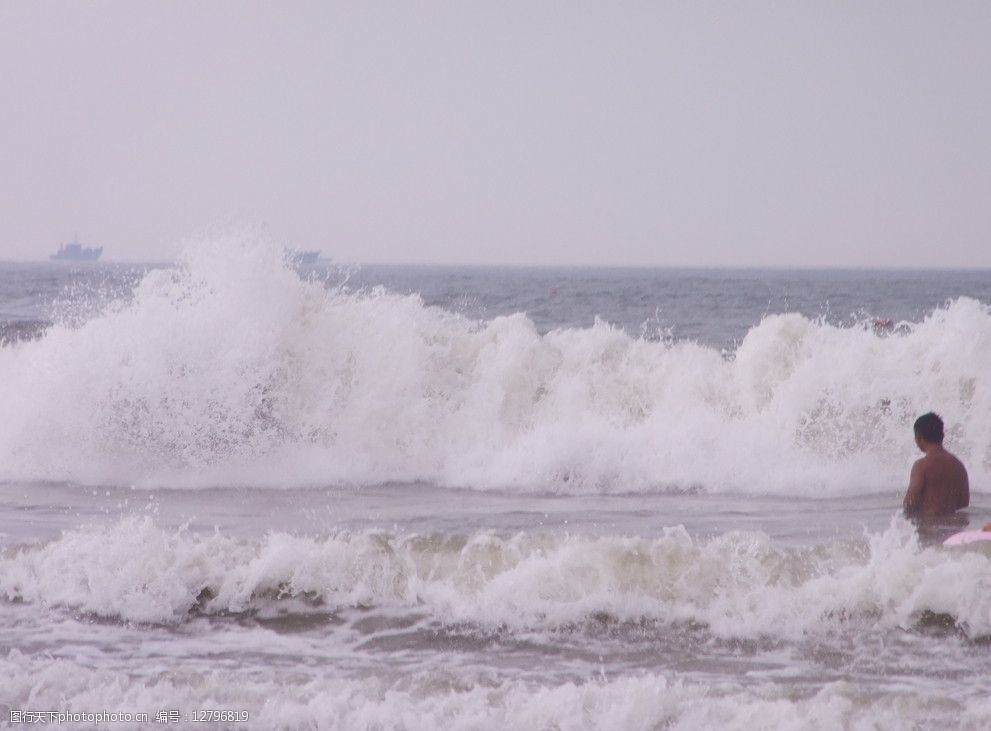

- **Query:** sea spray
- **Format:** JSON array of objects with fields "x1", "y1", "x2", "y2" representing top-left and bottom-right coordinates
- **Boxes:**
[{"x1": 0, "y1": 237, "x2": 989, "y2": 493}]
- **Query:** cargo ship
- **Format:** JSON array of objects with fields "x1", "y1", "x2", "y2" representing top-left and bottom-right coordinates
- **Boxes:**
[{"x1": 50, "y1": 237, "x2": 103, "y2": 261}]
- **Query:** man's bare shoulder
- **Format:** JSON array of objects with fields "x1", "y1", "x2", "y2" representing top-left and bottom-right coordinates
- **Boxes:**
[
  {"x1": 931, "y1": 448, "x2": 967, "y2": 474},
  {"x1": 945, "y1": 450, "x2": 967, "y2": 470}
]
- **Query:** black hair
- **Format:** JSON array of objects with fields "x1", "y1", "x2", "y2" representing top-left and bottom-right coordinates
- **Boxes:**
[{"x1": 914, "y1": 412, "x2": 944, "y2": 444}]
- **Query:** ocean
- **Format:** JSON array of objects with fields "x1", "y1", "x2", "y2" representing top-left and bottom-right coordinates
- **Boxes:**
[{"x1": 1, "y1": 238, "x2": 990, "y2": 729}]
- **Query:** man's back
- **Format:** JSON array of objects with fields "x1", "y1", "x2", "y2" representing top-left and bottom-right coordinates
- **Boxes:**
[{"x1": 904, "y1": 447, "x2": 969, "y2": 517}]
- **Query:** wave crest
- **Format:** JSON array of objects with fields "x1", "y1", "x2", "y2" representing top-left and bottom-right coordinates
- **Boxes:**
[
  {"x1": 3, "y1": 517, "x2": 990, "y2": 638},
  {"x1": 1, "y1": 236, "x2": 989, "y2": 493}
]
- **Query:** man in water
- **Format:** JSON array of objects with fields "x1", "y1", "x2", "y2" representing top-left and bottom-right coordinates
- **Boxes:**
[{"x1": 903, "y1": 412, "x2": 969, "y2": 517}]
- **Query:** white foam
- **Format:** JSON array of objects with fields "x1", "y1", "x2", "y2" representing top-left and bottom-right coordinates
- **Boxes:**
[
  {"x1": 3, "y1": 517, "x2": 990, "y2": 639},
  {"x1": 3, "y1": 650, "x2": 989, "y2": 730},
  {"x1": 1, "y1": 234, "x2": 989, "y2": 494}
]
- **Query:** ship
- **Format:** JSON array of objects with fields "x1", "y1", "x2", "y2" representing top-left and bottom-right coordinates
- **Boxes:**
[
  {"x1": 285, "y1": 249, "x2": 320, "y2": 265},
  {"x1": 50, "y1": 237, "x2": 103, "y2": 262}
]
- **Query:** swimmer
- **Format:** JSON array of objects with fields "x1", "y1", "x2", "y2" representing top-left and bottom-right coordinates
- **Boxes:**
[{"x1": 903, "y1": 412, "x2": 969, "y2": 518}]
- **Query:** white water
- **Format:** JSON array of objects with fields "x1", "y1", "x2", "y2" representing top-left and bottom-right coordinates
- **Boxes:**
[
  {"x1": 1, "y1": 237, "x2": 989, "y2": 493},
  {"x1": 5, "y1": 651, "x2": 990, "y2": 731},
  {"x1": 3, "y1": 516, "x2": 989, "y2": 639}
]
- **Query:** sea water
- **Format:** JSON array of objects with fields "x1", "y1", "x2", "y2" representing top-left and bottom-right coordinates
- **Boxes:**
[{"x1": 1, "y1": 236, "x2": 990, "y2": 729}]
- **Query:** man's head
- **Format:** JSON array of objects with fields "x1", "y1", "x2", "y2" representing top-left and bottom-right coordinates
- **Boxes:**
[{"x1": 914, "y1": 412, "x2": 944, "y2": 450}]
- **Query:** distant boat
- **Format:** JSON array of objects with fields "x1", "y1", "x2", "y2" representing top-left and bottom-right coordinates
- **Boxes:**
[
  {"x1": 286, "y1": 249, "x2": 320, "y2": 265},
  {"x1": 50, "y1": 237, "x2": 102, "y2": 262}
]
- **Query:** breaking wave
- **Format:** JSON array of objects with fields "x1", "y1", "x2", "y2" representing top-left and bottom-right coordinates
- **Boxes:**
[
  {"x1": 0, "y1": 235, "x2": 989, "y2": 493},
  {"x1": 3, "y1": 517, "x2": 990, "y2": 638}
]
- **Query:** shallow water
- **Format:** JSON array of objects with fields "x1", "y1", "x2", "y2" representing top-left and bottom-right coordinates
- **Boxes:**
[{"x1": 2, "y1": 482, "x2": 990, "y2": 729}]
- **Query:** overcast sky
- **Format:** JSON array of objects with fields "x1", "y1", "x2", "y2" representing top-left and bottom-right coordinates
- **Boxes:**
[{"x1": 1, "y1": 1, "x2": 989, "y2": 266}]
